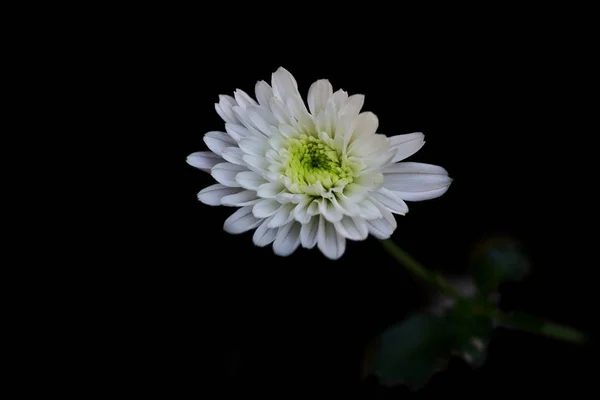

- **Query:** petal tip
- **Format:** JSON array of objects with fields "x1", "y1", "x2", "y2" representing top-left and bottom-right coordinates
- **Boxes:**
[{"x1": 322, "y1": 251, "x2": 344, "y2": 261}]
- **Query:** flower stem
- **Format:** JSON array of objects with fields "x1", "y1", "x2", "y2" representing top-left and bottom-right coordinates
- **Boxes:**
[{"x1": 379, "y1": 239, "x2": 587, "y2": 344}]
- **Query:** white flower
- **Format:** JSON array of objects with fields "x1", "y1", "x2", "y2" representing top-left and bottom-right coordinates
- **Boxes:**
[{"x1": 187, "y1": 67, "x2": 452, "y2": 260}]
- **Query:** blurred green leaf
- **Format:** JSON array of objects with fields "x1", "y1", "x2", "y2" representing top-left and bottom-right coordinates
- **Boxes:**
[
  {"x1": 368, "y1": 307, "x2": 495, "y2": 391},
  {"x1": 370, "y1": 314, "x2": 451, "y2": 390},
  {"x1": 472, "y1": 238, "x2": 530, "y2": 294}
]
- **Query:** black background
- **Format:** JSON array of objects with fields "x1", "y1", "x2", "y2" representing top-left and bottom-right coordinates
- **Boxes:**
[{"x1": 122, "y1": 12, "x2": 596, "y2": 398}]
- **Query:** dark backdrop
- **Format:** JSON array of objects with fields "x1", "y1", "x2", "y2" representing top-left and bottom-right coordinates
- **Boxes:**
[{"x1": 127, "y1": 18, "x2": 595, "y2": 397}]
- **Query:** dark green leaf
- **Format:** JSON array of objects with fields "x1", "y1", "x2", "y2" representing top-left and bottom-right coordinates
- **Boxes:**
[
  {"x1": 369, "y1": 314, "x2": 452, "y2": 391},
  {"x1": 472, "y1": 238, "x2": 530, "y2": 294},
  {"x1": 368, "y1": 305, "x2": 496, "y2": 391}
]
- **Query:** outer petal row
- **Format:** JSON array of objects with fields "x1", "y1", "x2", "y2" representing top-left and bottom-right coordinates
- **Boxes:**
[{"x1": 220, "y1": 205, "x2": 351, "y2": 261}]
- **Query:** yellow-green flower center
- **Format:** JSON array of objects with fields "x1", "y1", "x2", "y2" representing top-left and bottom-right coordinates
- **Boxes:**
[{"x1": 285, "y1": 134, "x2": 354, "y2": 191}]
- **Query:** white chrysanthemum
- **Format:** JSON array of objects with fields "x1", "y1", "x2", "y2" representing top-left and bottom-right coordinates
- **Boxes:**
[{"x1": 187, "y1": 67, "x2": 452, "y2": 260}]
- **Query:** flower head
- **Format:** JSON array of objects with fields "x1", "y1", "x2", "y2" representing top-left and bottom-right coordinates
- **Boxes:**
[{"x1": 187, "y1": 67, "x2": 452, "y2": 260}]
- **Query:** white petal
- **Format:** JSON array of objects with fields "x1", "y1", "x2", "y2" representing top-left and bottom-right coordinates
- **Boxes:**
[
  {"x1": 252, "y1": 216, "x2": 277, "y2": 247},
  {"x1": 358, "y1": 199, "x2": 382, "y2": 220},
  {"x1": 271, "y1": 67, "x2": 301, "y2": 101},
  {"x1": 307, "y1": 198, "x2": 321, "y2": 216},
  {"x1": 246, "y1": 105, "x2": 278, "y2": 136},
  {"x1": 340, "y1": 94, "x2": 364, "y2": 118},
  {"x1": 232, "y1": 106, "x2": 266, "y2": 138},
  {"x1": 331, "y1": 89, "x2": 348, "y2": 110},
  {"x1": 272, "y1": 221, "x2": 301, "y2": 257},
  {"x1": 389, "y1": 187, "x2": 451, "y2": 202},
  {"x1": 223, "y1": 206, "x2": 262, "y2": 234},
  {"x1": 365, "y1": 200, "x2": 398, "y2": 239},
  {"x1": 389, "y1": 132, "x2": 425, "y2": 163},
  {"x1": 242, "y1": 154, "x2": 269, "y2": 175},
  {"x1": 348, "y1": 133, "x2": 388, "y2": 158},
  {"x1": 211, "y1": 162, "x2": 246, "y2": 187},
  {"x1": 221, "y1": 147, "x2": 246, "y2": 166},
  {"x1": 235, "y1": 171, "x2": 267, "y2": 190},
  {"x1": 221, "y1": 190, "x2": 259, "y2": 207},
  {"x1": 376, "y1": 199, "x2": 397, "y2": 228},
  {"x1": 215, "y1": 95, "x2": 238, "y2": 124},
  {"x1": 269, "y1": 97, "x2": 292, "y2": 125},
  {"x1": 276, "y1": 192, "x2": 305, "y2": 204},
  {"x1": 204, "y1": 131, "x2": 235, "y2": 156},
  {"x1": 267, "y1": 135, "x2": 287, "y2": 155},
  {"x1": 366, "y1": 201, "x2": 397, "y2": 239},
  {"x1": 319, "y1": 198, "x2": 343, "y2": 223},
  {"x1": 383, "y1": 162, "x2": 451, "y2": 192},
  {"x1": 307, "y1": 79, "x2": 333, "y2": 115},
  {"x1": 315, "y1": 102, "x2": 337, "y2": 137},
  {"x1": 302, "y1": 181, "x2": 327, "y2": 197},
  {"x1": 360, "y1": 150, "x2": 396, "y2": 174},
  {"x1": 370, "y1": 187, "x2": 409, "y2": 215},
  {"x1": 336, "y1": 118, "x2": 356, "y2": 152},
  {"x1": 344, "y1": 183, "x2": 369, "y2": 203},
  {"x1": 334, "y1": 192, "x2": 360, "y2": 217},
  {"x1": 256, "y1": 181, "x2": 284, "y2": 198},
  {"x1": 267, "y1": 203, "x2": 295, "y2": 228},
  {"x1": 292, "y1": 199, "x2": 312, "y2": 224},
  {"x1": 353, "y1": 172, "x2": 384, "y2": 190},
  {"x1": 234, "y1": 89, "x2": 258, "y2": 108},
  {"x1": 286, "y1": 96, "x2": 313, "y2": 128},
  {"x1": 255, "y1": 81, "x2": 273, "y2": 108},
  {"x1": 278, "y1": 123, "x2": 299, "y2": 139},
  {"x1": 300, "y1": 216, "x2": 319, "y2": 249},
  {"x1": 318, "y1": 130, "x2": 335, "y2": 148},
  {"x1": 225, "y1": 123, "x2": 250, "y2": 142},
  {"x1": 186, "y1": 151, "x2": 221, "y2": 172},
  {"x1": 334, "y1": 216, "x2": 369, "y2": 241},
  {"x1": 265, "y1": 148, "x2": 281, "y2": 165},
  {"x1": 383, "y1": 162, "x2": 448, "y2": 175},
  {"x1": 239, "y1": 137, "x2": 268, "y2": 157},
  {"x1": 252, "y1": 198, "x2": 281, "y2": 218},
  {"x1": 317, "y1": 216, "x2": 346, "y2": 260},
  {"x1": 366, "y1": 217, "x2": 395, "y2": 240},
  {"x1": 347, "y1": 111, "x2": 378, "y2": 147},
  {"x1": 197, "y1": 184, "x2": 243, "y2": 206}
]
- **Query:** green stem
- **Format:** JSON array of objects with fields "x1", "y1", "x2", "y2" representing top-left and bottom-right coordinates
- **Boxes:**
[{"x1": 380, "y1": 239, "x2": 587, "y2": 344}]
